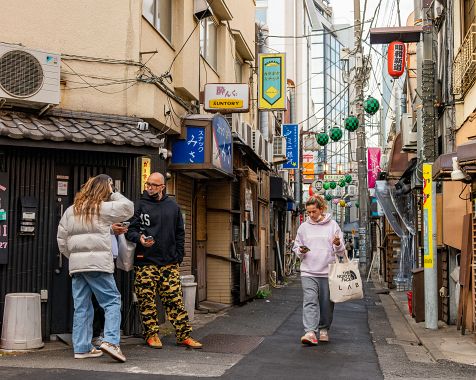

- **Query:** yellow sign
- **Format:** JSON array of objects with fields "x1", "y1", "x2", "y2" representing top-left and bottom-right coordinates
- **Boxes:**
[
  {"x1": 141, "y1": 157, "x2": 151, "y2": 192},
  {"x1": 422, "y1": 163, "x2": 433, "y2": 268},
  {"x1": 258, "y1": 53, "x2": 286, "y2": 110},
  {"x1": 209, "y1": 99, "x2": 243, "y2": 108}
]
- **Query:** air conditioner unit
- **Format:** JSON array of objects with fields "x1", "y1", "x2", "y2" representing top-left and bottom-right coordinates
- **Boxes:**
[
  {"x1": 401, "y1": 113, "x2": 417, "y2": 151},
  {"x1": 241, "y1": 122, "x2": 253, "y2": 147},
  {"x1": 263, "y1": 138, "x2": 269, "y2": 162},
  {"x1": 252, "y1": 129, "x2": 265, "y2": 157},
  {"x1": 229, "y1": 113, "x2": 242, "y2": 133},
  {"x1": 273, "y1": 136, "x2": 287, "y2": 157},
  {"x1": 0, "y1": 43, "x2": 60, "y2": 109}
]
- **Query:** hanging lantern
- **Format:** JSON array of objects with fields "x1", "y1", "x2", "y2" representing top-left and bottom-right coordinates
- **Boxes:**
[
  {"x1": 345, "y1": 174, "x2": 353, "y2": 183},
  {"x1": 346, "y1": 202, "x2": 352, "y2": 208},
  {"x1": 344, "y1": 115, "x2": 359, "y2": 132},
  {"x1": 355, "y1": 201, "x2": 360, "y2": 208},
  {"x1": 329, "y1": 127, "x2": 343, "y2": 142},
  {"x1": 332, "y1": 198, "x2": 340, "y2": 205},
  {"x1": 309, "y1": 186, "x2": 314, "y2": 196},
  {"x1": 316, "y1": 132, "x2": 329, "y2": 146},
  {"x1": 339, "y1": 179, "x2": 346, "y2": 188},
  {"x1": 339, "y1": 200, "x2": 347, "y2": 207},
  {"x1": 387, "y1": 41, "x2": 406, "y2": 79},
  {"x1": 323, "y1": 182, "x2": 330, "y2": 190},
  {"x1": 325, "y1": 193, "x2": 333, "y2": 201},
  {"x1": 329, "y1": 181, "x2": 337, "y2": 189},
  {"x1": 363, "y1": 97, "x2": 380, "y2": 115}
]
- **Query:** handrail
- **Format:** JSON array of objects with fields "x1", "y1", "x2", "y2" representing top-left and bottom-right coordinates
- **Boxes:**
[{"x1": 453, "y1": 24, "x2": 476, "y2": 98}]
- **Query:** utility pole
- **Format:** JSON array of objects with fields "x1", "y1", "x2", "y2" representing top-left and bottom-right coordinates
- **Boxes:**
[
  {"x1": 419, "y1": 0, "x2": 438, "y2": 330},
  {"x1": 353, "y1": 0, "x2": 370, "y2": 274}
]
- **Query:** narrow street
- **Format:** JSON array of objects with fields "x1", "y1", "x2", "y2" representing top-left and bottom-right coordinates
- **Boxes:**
[{"x1": 1, "y1": 280, "x2": 475, "y2": 379}]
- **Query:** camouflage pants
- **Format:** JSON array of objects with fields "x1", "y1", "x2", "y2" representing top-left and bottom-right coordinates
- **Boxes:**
[{"x1": 134, "y1": 264, "x2": 192, "y2": 341}]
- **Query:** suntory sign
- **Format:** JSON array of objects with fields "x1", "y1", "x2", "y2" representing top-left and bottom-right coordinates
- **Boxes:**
[{"x1": 204, "y1": 83, "x2": 249, "y2": 113}]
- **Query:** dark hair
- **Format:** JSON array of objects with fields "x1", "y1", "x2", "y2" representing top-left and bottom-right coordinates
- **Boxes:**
[{"x1": 305, "y1": 195, "x2": 327, "y2": 211}]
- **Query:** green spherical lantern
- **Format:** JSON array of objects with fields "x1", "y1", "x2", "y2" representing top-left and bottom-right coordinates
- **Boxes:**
[
  {"x1": 363, "y1": 96, "x2": 380, "y2": 115},
  {"x1": 344, "y1": 115, "x2": 359, "y2": 132},
  {"x1": 316, "y1": 132, "x2": 329, "y2": 146},
  {"x1": 339, "y1": 179, "x2": 346, "y2": 188},
  {"x1": 355, "y1": 201, "x2": 360, "y2": 208},
  {"x1": 329, "y1": 181, "x2": 337, "y2": 189},
  {"x1": 323, "y1": 182, "x2": 330, "y2": 190},
  {"x1": 345, "y1": 174, "x2": 352, "y2": 183},
  {"x1": 325, "y1": 194, "x2": 333, "y2": 201},
  {"x1": 329, "y1": 127, "x2": 343, "y2": 142}
]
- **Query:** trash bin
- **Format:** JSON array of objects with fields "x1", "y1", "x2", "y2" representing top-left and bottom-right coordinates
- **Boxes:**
[
  {"x1": 1, "y1": 293, "x2": 44, "y2": 350},
  {"x1": 180, "y1": 275, "x2": 197, "y2": 321}
]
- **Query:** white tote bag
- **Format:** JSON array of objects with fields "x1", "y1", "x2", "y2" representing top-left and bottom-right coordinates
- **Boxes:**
[
  {"x1": 116, "y1": 235, "x2": 136, "y2": 272},
  {"x1": 328, "y1": 254, "x2": 363, "y2": 303}
]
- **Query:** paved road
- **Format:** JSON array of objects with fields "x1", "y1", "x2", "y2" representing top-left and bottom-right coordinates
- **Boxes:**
[{"x1": 1, "y1": 278, "x2": 475, "y2": 379}]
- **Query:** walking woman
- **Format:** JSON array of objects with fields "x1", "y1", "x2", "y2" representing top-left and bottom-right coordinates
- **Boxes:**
[
  {"x1": 57, "y1": 174, "x2": 134, "y2": 362},
  {"x1": 293, "y1": 195, "x2": 345, "y2": 345}
]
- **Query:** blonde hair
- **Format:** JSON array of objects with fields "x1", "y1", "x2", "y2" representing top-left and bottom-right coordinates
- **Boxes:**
[
  {"x1": 73, "y1": 176, "x2": 110, "y2": 224},
  {"x1": 305, "y1": 195, "x2": 328, "y2": 212}
]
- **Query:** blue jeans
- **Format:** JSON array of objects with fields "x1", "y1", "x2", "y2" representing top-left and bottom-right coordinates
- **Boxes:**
[
  {"x1": 301, "y1": 276, "x2": 334, "y2": 334},
  {"x1": 71, "y1": 272, "x2": 122, "y2": 353}
]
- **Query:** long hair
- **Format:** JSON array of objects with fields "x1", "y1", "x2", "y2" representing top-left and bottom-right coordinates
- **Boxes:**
[{"x1": 73, "y1": 175, "x2": 110, "y2": 224}]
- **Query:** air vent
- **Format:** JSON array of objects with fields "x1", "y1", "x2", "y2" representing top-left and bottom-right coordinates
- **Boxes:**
[{"x1": 0, "y1": 50, "x2": 44, "y2": 98}]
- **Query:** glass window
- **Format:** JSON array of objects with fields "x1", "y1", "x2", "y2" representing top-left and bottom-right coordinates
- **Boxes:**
[
  {"x1": 256, "y1": 8, "x2": 267, "y2": 24},
  {"x1": 143, "y1": 0, "x2": 172, "y2": 42},
  {"x1": 200, "y1": 18, "x2": 218, "y2": 69}
]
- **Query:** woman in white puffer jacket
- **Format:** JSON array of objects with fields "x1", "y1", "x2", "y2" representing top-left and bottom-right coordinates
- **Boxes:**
[{"x1": 57, "y1": 174, "x2": 133, "y2": 362}]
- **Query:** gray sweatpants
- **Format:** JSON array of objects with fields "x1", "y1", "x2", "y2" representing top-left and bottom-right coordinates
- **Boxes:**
[{"x1": 301, "y1": 276, "x2": 334, "y2": 334}]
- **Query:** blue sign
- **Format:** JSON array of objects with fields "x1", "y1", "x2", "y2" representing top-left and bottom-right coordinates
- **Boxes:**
[
  {"x1": 282, "y1": 124, "x2": 299, "y2": 169},
  {"x1": 171, "y1": 126, "x2": 205, "y2": 164},
  {"x1": 211, "y1": 116, "x2": 232, "y2": 174}
]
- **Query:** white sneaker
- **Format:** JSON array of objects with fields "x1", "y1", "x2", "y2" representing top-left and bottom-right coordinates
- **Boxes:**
[
  {"x1": 319, "y1": 329, "x2": 329, "y2": 342},
  {"x1": 300, "y1": 331, "x2": 318, "y2": 346},
  {"x1": 74, "y1": 348, "x2": 103, "y2": 359},
  {"x1": 100, "y1": 341, "x2": 126, "y2": 363}
]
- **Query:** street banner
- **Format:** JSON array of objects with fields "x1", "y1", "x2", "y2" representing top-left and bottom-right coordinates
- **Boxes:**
[
  {"x1": 258, "y1": 53, "x2": 286, "y2": 110},
  {"x1": 367, "y1": 147, "x2": 381, "y2": 188},
  {"x1": 422, "y1": 163, "x2": 434, "y2": 268},
  {"x1": 282, "y1": 124, "x2": 299, "y2": 169},
  {"x1": 141, "y1": 157, "x2": 151, "y2": 192}
]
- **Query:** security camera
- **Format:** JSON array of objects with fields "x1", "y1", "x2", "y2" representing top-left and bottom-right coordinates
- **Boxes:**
[{"x1": 159, "y1": 148, "x2": 171, "y2": 160}]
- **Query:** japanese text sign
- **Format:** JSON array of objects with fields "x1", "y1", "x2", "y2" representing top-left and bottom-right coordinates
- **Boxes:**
[
  {"x1": 422, "y1": 163, "x2": 434, "y2": 268},
  {"x1": 204, "y1": 83, "x2": 249, "y2": 113},
  {"x1": 282, "y1": 124, "x2": 299, "y2": 169},
  {"x1": 141, "y1": 158, "x2": 151, "y2": 192},
  {"x1": 258, "y1": 53, "x2": 287, "y2": 110},
  {"x1": 171, "y1": 126, "x2": 206, "y2": 165},
  {"x1": 211, "y1": 116, "x2": 233, "y2": 174}
]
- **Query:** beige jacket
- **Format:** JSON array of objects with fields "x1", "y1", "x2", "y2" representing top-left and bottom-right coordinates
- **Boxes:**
[{"x1": 57, "y1": 192, "x2": 134, "y2": 275}]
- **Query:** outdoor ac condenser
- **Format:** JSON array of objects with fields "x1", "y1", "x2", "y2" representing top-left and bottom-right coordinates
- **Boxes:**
[{"x1": 0, "y1": 43, "x2": 60, "y2": 108}]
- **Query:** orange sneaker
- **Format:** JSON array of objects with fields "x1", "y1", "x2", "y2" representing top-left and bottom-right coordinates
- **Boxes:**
[
  {"x1": 146, "y1": 335, "x2": 163, "y2": 349},
  {"x1": 177, "y1": 337, "x2": 203, "y2": 349}
]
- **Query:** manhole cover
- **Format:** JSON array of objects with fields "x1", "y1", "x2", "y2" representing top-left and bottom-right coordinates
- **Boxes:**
[{"x1": 199, "y1": 334, "x2": 264, "y2": 354}]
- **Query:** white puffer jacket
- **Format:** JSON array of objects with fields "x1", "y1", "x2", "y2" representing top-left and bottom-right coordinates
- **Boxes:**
[{"x1": 57, "y1": 192, "x2": 134, "y2": 275}]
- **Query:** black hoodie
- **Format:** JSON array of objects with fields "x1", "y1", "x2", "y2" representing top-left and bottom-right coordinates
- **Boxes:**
[{"x1": 126, "y1": 191, "x2": 185, "y2": 267}]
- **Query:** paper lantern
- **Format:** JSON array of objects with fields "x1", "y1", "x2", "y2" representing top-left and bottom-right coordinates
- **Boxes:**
[
  {"x1": 355, "y1": 201, "x2": 360, "y2": 208},
  {"x1": 344, "y1": 115, "x2": 359, "y2": 132},
  {"x1": 329, "y1": 127, "x2": 343, "y2": 142},
  {"x1": 316, "y1": 133, "x2": 329, "y2": 146},
  {"x1": 339, "y1": 180, "x2": 346, "y2": 188},
  {"x1": 309, "y1": 186, "x2": 314, "y2": 196},
  {"x1": 363, "y1": 97, "x2": 379, "y2": 115},
  {"x1": 329, "y1": 181, "x2": 337, "y2": 189},
  {"x1": 387, "y1": 41, "x2": 406, "y2": 79},
  {"x1": 345, "y1": 174, "x2": 352, "y2": 183},
  {"x1": 339, "y1": 200, "x2": 346, "y2": 207},
  {"x1": 323, "y1": 182, "x2": 330, "y2": 190},
  {"x1": 325, "y1": 194, "x2": 333, "y2": 201},
  {"x1": 332, "y1": 198, "x2": 339, "y2": 205}
]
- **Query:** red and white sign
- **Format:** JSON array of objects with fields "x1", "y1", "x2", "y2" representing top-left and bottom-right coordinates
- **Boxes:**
[{"x1": 367, "y1": 148, "x2": 381, "y2": 189}]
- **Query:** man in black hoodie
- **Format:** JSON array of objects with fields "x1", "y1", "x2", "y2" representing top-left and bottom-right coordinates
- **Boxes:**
[{"x1": 126, "y1": 172, "x2": 202, "y2": 349}]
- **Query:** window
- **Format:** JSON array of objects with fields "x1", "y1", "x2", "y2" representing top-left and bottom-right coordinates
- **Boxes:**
[
  {"x1": 200, "y1": 18, "x2": 217, "y2": 69},
  {"x1": 256, "y1": 8, "x2": 267, "y2": 24},
  {"x1": 143, "y1": 0, "x2": 172, "y2": 42}
]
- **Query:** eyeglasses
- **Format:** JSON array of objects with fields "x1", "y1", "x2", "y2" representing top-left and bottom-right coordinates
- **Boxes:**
[{"x1": 145, "y1": 182, "x2": 165, "y2": 188}]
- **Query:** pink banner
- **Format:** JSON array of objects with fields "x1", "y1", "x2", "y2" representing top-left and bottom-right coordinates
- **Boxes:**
[{"x1": 367, "y1": 148, "x2": 381, "y2": 188}]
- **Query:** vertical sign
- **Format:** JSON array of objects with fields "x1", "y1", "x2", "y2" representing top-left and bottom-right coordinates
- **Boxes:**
[
  {"x1": 141, "y1": 158, "x2": 151, "y2": 192},
  {"x1": 303, "y1": 153, "x2": 315, "y2": 180},
  {"x1": 0, "y1": 173, "x2": 9, "y2": 264},
  {"x1": 367, "y1": 147, "x2": 381, "y2": 188},
  {"x1": 258, "y1": 53, "x2": 286, "y2": 110},
  {"x1": 282, "y1": 124, "x2": 299, "y2": 169},
  {"x1": 422, "y1": 163, "x2": 433, "y2": 268},
  {"x1": 171, "y1": 127, "x2": 206, "y2": 164},
  {"x1": 211, "y1": 116, "x2": 233, "y2": 174}
]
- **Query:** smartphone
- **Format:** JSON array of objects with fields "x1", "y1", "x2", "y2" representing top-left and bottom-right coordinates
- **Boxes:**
[
  {"x1": 144, "y1": 235, "x2": 154, "y2": 242},
  {"x1": 121, "y1": 221, "x2": 130, "y2": 227},
  {"x1": 300, "y1": 245, "x2": 310, "y2": 253}
]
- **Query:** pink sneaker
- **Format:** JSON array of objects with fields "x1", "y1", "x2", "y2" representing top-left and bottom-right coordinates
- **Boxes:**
[{"x1": 300, "y1": 331, "x2": 318, "y2": 346}]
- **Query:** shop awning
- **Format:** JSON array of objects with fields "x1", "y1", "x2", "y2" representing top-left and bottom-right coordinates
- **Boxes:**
[
  {"x1": 457, "y1": 140, "x2": 476, "y2": 173},
  {"x1": 387, "y1": 133, "x2": 414, "y2": 179},
  {"x1": 0, "y1": 109, "x2": 164, "y2": 154},
  {"x1": 432, "y1": 152, "x2": 456, "y2": 180}
]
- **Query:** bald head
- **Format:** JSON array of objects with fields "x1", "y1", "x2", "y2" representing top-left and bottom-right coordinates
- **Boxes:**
[{"x1": 149, "y1": 172, "x2": 165, "y2": 184}]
